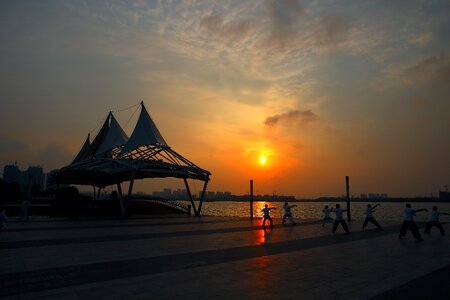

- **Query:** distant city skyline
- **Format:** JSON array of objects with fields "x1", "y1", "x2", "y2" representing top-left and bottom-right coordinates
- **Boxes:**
[{"x1": 1, "y1": 1, "x2": 449, "y2": 198}]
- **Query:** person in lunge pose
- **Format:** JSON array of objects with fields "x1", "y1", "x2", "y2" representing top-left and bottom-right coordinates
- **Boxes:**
[
  {"x1": 399, "y1": 203, "x2": 427, "y2": 241},
  {"x1": 362, "y1": 204, "x2": 383, "y2": 231},
  {"x1": 331, "y1": 204, "x2": 350, "y2": 234},
  {"x1": 261, "y1": 204, "x2": 276, "y2": 228},
  {"x1": 282, "y1": 202, "x2": 297, "y2": 225},
  {"x1": 322, "y1": 205, "x2": 333, "y2": 227},
  {"x1": 424, "y1": 206, "x2": 449, "y2": 236}
]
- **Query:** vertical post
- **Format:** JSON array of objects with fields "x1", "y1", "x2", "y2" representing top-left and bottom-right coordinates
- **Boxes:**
[
  {"x1": 197, "y1": 175, "x2": 209, "y2": 216},
  {"x1": 126, "y1": 171, "x2": 136, "y2": 217},
  {"x1": 117, "y1": 183, "x2": 125, "y2": 217},
  {"x1": 250, "y1": 179, "x2": 254, "y2": 220},
  {"x1": 96, "y1": 187, "x2": 102, "y2": 201},
  {"x1": 183, "y1": 178, "x2": 198, "y2": 216},
  {"x1": 346, "y1": 176, "x2": 351, "y2": 222}
]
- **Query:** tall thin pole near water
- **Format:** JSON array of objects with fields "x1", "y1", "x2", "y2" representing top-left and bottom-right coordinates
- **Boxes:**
[
  {"x1": 250, "y1": 180, "x2": 254, "y2": 220},
  {"x1": 346, "y1": 176, "x2": 351, "y2": 222}
]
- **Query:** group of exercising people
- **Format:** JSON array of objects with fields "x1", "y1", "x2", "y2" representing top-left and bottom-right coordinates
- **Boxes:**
[{"x1": 261, "y1": 202, "x2": 448, "y2": 240}]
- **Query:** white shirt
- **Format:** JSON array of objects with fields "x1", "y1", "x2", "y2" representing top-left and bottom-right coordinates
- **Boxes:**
[
  {"x1": 404, "y1": 208, "x2": 416, "y2": 221},
  {"x1": 429, "y1": 211, "x2": 440, "y2": 222},
  {"x1": 323, "y1": 208, "x2": 330, "y2": 218},
  {"x1": 333, "y1": 208, "x2": 345, "y2": 221}
]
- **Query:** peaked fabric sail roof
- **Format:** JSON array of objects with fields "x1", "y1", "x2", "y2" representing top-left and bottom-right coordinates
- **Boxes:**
[
  {"x1": 95, "y1": 113, "x2": 129, "y2": 155},
  {"x1": 120, "y1": 102, "x2": 167, "y2": 154},
  {"x1": 71, "y1": 134, "x2": 91, "y2": 164},
  {"x1": 88, "y1": 114, "x2": 111, "y2": 156},
  {"x1": 49, "y1": 102, "x2": 211, "y2": 187}
]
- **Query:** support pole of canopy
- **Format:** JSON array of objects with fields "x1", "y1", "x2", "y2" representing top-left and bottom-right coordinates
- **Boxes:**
[
  {"x1": 117, "y1": 183, "x2": 126, "y2": 217},
  {"x1": 197, "y1": 175, "x2": 210, "y2": 216},
  {"x1": 93, "y1": 186, "x2": 96, "y2": 200},
  {"x1": 183, "y1": 178, "x2": 197, "y2": 216},
  {"x1": 126, "y1": 171, "x2": 136, "y2": 217},
  {"x1": 96, "y1": 187, "x2": 102, "y2": 201},
  {"x1": 54, "y1": 184, "x2": 59, "y2": 201}
]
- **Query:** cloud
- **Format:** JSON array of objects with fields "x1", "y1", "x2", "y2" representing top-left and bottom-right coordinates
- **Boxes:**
[
  {"x1": 200, "y1": 15, "x2": 253, "y2": 42},
  {"x1": 0, "y1": 135, "x2": 27, "y2": 154},
  {"x1": 262, "y1": 0, "x2": 351, "y2": 53},
  {"x1": 265, "y1": 0, "x2": 305, "y2": 48},
  {"x1": 36, "y1": 143, "x2": 73, "y2": 169},
  {"x1": 264, "y1": 109, "x2": 318, "y2": 127},
  {"x1": 409, "y1": 32, "x2": 433, "y2": 45},
  {"x1": 313, "y1": 14, "x2": 351, "y2": 48},
  {"x1": 402, "y1": 53, "x2": 450, "y2": 89}
]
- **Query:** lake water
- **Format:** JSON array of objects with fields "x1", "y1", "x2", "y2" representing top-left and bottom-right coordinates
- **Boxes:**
[{"x1": 184, "y1": 201, "x2": 450, "y2": 222}]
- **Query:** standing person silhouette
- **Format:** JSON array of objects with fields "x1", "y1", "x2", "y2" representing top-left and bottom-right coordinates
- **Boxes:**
[
  {"x1": 322, "y1": 205, "x2": 333, "y2": 227},
  {"x1": 282, "y1": 202, "x2": 297, "y2": 225},
  {"x1": 424, "y1": 206, "x2": 449, "y2": 236},
  {"x1": 399, "y1": 203, "x2": 427, "y2": 241},
  {"x1": 0, "y1": 208, "x2": 6, "y2": 230},
  {"x1": 362, "y1": 204, "x2": 383, "y2": 231},
  {"x1": 20, "y1": 199, "x2": 30, "y2": 223},
  {"x1": 261, "y1": 204, "x2": 276, "y2": 228},
  {"x1": 331, "y1": 204, "x2": 350, "y2": 234}
]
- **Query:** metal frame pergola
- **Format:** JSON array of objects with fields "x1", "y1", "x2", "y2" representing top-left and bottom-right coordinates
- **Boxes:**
[{"x1": 49, "y1": 102, "x2": 211, "y2": 216}]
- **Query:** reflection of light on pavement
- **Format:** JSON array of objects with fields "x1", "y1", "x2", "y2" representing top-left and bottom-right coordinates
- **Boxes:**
[
  {"x1": 254, "y1": 255, "x2": 269, "y2": 269},
  {"x1": 257, "y1": 228, "x2": 273, "y2": 245},
  {"x1": 257, "y1": 228, "x2": 265, "y2": 244}
]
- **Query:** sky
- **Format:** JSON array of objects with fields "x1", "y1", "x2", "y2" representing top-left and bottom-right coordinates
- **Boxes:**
[{"x1": 1, "y1": 0, "x2": 449, "y2": 198}]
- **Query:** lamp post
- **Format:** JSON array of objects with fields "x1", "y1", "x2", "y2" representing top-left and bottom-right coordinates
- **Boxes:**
[
  {"x1": 346, "y1": 176, "x2": 351, "y2": 222},
  {"x1": 250, "y1": 180, "x2": 253, "y2": 220}
]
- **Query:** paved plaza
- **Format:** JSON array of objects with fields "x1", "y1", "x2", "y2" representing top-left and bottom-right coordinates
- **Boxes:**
[{"x1": 1, "y1": 216, "x2": 449, "y2": 299}]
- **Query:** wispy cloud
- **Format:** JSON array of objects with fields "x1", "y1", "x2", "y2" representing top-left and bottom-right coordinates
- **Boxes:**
[
  {"x1": 36, "y1": 143, "x2": 73, "y2": 169},
  {"x1": 264, "y1": 0, "x2": 305, "y2": 49},
  {"x1": 200, "y1": 15, "x2": 253, "y2": 42},
  {"x1": 0, "y1": 135, "x2": 27, "y2": 154},
  {"x1": 313, "y1": 14, "x2": 351, "y2": 48},
  {"x1": 402, "y1": 53, "x2": 450, "y2": 86},
  {"x1": 264, "y1": 109, "x2": 318, "y2": 127}
]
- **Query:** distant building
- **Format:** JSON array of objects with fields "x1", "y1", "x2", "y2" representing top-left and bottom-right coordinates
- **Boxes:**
[
  {"x1": 26, "y1": 166, "x2": 46, "y2": 192},
  {"x1": 3, "y1": 164, "x2": 45, "y2": 193},
  {"x1": 368, "y1": 193, "x2": 388, "y2": 200},
  {"x1": 439, "y1": 191, "x2": 450, "y2": 201},
  {"x1": 3, "y1": 164, "x2": 21, "y2": 184}
]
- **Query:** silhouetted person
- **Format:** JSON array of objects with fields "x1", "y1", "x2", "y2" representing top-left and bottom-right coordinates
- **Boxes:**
[
  {"x1": 261, "y1": 204, "x2": 276, "y2": 228},
  {"x1": 0, "y1": 208, "x2": 6, "y2": 230},
  {"x1": 399, "y1": 203, "x2": 427, "y2": 241},
  {"x1": 362, "y1": 204, "x2": 383, "y2": 231},
  {"x1": 322, "y1": 205, "x2": 333, "y2": 227},
  {"x1": 20, "y1": 200, "x2": 30, "y2": 222},
  {"x1": 282, "y1": 202, "x2": 297, "y2": 225},
  {"x1": 331, "y1": 204, "x2": 350, "y2": 234},
  {"x1": 424, "y1": 206, "x2": 449, "y2": 236}
]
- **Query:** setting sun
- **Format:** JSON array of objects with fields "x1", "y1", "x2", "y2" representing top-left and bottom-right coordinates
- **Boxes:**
[{"x1": 259, "y1": 155, "x2": 267, "y2": 165}]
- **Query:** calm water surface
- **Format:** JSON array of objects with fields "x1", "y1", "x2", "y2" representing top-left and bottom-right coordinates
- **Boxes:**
[{"x1": 186, "y1": 201, "x2": 450, "y2": 222}]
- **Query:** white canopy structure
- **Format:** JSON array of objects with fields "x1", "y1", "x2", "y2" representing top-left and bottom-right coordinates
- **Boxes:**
[{"x1": 49, "y1": 102, "x2": 211, "y2": 216}]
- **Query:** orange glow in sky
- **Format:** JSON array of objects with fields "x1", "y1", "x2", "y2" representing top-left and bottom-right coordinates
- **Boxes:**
[{"x1": 1, "y1": 1, "x2": 449, "y2": 198}]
